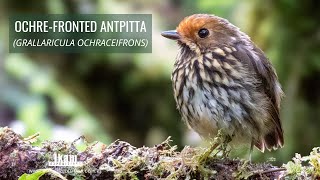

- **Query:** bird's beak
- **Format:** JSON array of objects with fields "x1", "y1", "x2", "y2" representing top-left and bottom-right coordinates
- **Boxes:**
[{"x1": 161, "y1": 30, "x2": 180, "y2": 40}]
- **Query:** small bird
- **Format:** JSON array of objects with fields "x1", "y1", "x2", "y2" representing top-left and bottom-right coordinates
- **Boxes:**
[{"x1": 161, "y1": 14, "x2": 284, "y2": 155}]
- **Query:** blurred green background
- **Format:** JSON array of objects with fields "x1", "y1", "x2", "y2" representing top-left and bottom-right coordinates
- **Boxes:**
[{"x1": 0, "y1": 0, "x2": 319, "y2": 165}]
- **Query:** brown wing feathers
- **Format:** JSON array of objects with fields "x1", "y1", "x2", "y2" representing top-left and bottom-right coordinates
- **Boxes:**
[{"x1": 233, "y1": 43, "x2": 284, "y2": 151}]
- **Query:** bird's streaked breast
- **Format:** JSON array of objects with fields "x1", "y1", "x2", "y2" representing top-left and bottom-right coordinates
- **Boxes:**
[{"x1": 172, "y1": 46, "x2": 258, "y2": 137}]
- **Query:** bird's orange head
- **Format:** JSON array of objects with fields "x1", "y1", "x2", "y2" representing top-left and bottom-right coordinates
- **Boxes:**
[{"x1": 162, "y1": 14, "x2": 244, "y2": 53}]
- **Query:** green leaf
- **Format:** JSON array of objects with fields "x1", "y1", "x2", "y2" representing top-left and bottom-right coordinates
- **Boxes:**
[
  {"x1": 18, "y1": 169, "x2": 67, "y2": 180},
  {"x1": 18, "y1": 169, "x2": 49, "y2": 180}
]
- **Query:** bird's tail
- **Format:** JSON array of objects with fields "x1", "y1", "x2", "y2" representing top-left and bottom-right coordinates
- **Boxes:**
[
  {"x1": 255, "y1": 103, "x2": 284, "y2": 152},
  {"x1": 255, "y1": 130, "x2": 284, "y2": 152}
]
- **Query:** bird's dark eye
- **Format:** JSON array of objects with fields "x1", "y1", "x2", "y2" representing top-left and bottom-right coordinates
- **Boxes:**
[{"x1": 198, "y1": 28, "x2": 209, "y2": 38}]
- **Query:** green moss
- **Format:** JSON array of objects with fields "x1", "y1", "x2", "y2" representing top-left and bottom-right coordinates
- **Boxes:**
[
  {"x1": 283, "y1": 148, "x2": 320, "y2": 179},
  {"x1": 3, "y1": 127, "x2": 320, "y2": 179}
]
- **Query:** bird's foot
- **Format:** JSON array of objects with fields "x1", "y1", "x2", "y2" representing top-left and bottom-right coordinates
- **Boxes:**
[{"x1": 198, "y1": 130, "x2": 225, "y2": 164}]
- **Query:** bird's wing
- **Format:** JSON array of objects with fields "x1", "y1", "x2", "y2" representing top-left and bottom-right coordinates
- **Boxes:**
[{"x1": 232, "y1": 42, "x2": 284, "y2": 150}]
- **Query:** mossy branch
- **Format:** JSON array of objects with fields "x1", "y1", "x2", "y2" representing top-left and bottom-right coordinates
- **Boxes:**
[{"x1": 0, "y1": 127, "x2": 319, "y2": 179}]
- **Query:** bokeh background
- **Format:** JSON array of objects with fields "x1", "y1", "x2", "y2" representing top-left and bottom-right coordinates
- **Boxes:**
[{"x1": 0, "y1": 0, "x2": 319, "y2": 165}]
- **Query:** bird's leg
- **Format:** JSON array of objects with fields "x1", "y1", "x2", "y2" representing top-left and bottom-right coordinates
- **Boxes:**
[
  {"x1": 221, "y1": 134, "x2": 232, "y2": 158},
  {"x1": 198, "y1": 130, "x2": 224, "y2": 164},
  {"x1": 238, "y1": 138, "x2": 254, "y2": 169},
  {"x1": 249, "y1": 138, "x2": 254, "y2": 162}
]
